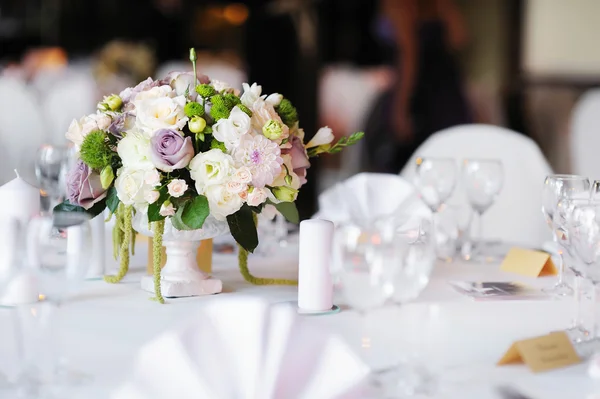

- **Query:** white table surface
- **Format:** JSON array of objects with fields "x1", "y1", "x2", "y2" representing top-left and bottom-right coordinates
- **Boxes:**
[{"x1": 0, "y1": 236, "x2": 599, "y2": 399}]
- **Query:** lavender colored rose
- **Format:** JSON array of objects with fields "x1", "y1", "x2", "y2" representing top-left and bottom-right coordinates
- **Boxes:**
[
  {"x1": 107, "y1": 112, "x2": 135, "y2": 138},
  {"x1": 150, "y1": 129, "x2": 194, "y2": 172},
  {"x1": 66, "y1": 159, "x2": 108, "y2": 209},
  {"x1": 282, "y1": 136, "x2": 310, "y2": 186}
]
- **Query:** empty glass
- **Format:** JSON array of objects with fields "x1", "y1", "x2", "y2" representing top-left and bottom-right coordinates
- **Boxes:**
[
  {"x1": 462, "y1": 159, "x2": 503, "y2": 260},
  {"x1": 414, "y1": 157, "x2": 457, "y2": 213},
  {"x1": 22, "y1": 211, "x2": 93, "y2": 389},
  {"x1": 35, "y1": 144, "x2": 72, "y2": 213},
  {"x1": 542, "y1": 174, "x2": 590, "y2": 296}
]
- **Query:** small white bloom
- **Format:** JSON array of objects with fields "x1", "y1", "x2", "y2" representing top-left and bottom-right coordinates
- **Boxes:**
[
  {"x1": 240, "y1": 82, "x2": 262, "y2": 108},
  {"x1": 251, "y1": 98, "x2": 289, "y2": 143},
  {"x1": 167, "y1": 179, "x2": 188, "y2": 198},
  {"x1": 189, "y1": 149, "x2": 235, "y2": 194},
  {"x1": 226, "y1": 180, "x2": 247, "y2": 194},
  {"x1": 212, "y1": 106, "x2": 251, "y2": 151},
  {"x1": 144, "y1": 190, "x2": 160, "y2": 204},
  {"x1": 168, "y1": 72, "x2": 197, "y2": 99},
  {"x1": 306, "y1": 127, "x2": 334, "y2": 148},
  {"x1": 211, "y1": 80, "x2": 232, "y2": 93},
  {"x1": 159, "y1": 203, "x2": 176, "y2": 217},
  {"x1": 247, "y1": 187, "x2": 269, "y2": 207},
  {"x1": 144, "y1": 169, "x2": 162, "y2": 187},
  {"x1": 233, "y1": 167, "x2": 252, "y2": 184},
  {"x1": 114, "y1": 167, "x2": 152, "y2": 206},
  {"x1": 204, "y1": 183, "x2": 243, "y2": 221},
  {"x1": 265, "y1": 93, "x2": 283, "y2": 107},
  {"x1": 65, "y1": 112, "x2": 111, "y2": 148},
  {"x1": 117, "y1": 132, "x2": 153, "y2": 169}
]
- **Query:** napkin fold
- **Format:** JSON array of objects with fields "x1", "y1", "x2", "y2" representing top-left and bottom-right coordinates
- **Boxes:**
[
  {"x1": 112, "y1": 297, "x2": 369, "y2": 399},
  {"x1": 316, "y1": 173, "x2": 431, "y2": 228}
]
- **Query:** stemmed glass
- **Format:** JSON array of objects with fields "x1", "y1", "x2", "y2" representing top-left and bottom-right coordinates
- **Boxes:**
[
  {"x1": 35, "y1": 145, "x2": 71, "y2": 214},
  {"x1": 336, "y1": 215, "x2": 436, "y2": 397},
  {"x1": 462, "y1": 159, "x2": 503, "y2": 260},
  {"x1": 21, "y1": 211, "x2": 93, "y2": 390},
  {"x1": 542, "y1": 175, "x2": 590, "y2": 296},
  {"x1": 414, "y1": 157, "x2": 457, "y2": 256}
]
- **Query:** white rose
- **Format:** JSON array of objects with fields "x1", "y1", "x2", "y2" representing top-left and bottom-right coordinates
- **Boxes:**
[
  {"x1": 205, "y1": 183, "x2": 243, "y2": 221},
  {"x1": 251, "y1": 99, "x2": 289, "y2": 142},
  {"x1": 167, "y1": 179, "x2": 188, "y2": 198},
  {"x1": 240, "y1": 82, "x2": 262, "y2": 108},
  {"x1": 189, "y1": 149, "x2": 235, "y2": 193},
  {"x1": 247, "y1": 187, "x2": 269, "y2": 207},
  {"x1": 265, "y1": 93, "x2": 282, "y2": 107},
  {"x1": 144, "y1": 169, "x2": 162, "y2": 187},
  {"x1": 212, "y1": 79, "x2": 232, "y2": 93},
  {"x1": 115, "y1": 167, "x2": 152, "y2": 206},
  {"x1": 168, "y1": 72, "x2": 197, "y2": 99},
  {"x1": 133, "y1": 85, "x2": 174, "y2": 102},
  {"x1": 159, "y1": 203, "x2": 176, "y2": 217},
  {"x1": 233, "y1": 167, "x2": 252, "y2": 184},
  {"x1": 226, "y1": 180, "x2": 247, "y2": 194},
  {"x1": 134, "y1": 88, "x2": 188, "y2": 135},
  {"x1": 117, "y1": 132, "x2": 153, "y2": 169},
  {"x1": 145, "y1": 190, "x2": 160, "y2": 204},
  {"x1": 306, "y1": 127, "x2": 334, "y2": 148},
  {"x1": 212, "y1": 106, "x2": 251, "y2": 151},
  {"x1": 65, "y1": 112, "x2": 112, "y2": 147}
]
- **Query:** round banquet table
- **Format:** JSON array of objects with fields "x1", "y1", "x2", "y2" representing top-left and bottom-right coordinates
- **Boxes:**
[{"x1": 0, "y1": 235, "x2": 599, "y2": 399}]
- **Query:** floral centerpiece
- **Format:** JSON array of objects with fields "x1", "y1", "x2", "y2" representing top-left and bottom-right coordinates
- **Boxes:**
[{"x1": 58, "y1": 49, "x2": 362, "y2": 303}]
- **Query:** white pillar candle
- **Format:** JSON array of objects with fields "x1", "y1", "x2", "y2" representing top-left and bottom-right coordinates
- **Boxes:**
[
  {"x1": 87, "y1": 213, "x2": 105, "y2": 279},
  {"x1": 0, "y1": 170, "x2": 40, "y2": 224},
  {"x1": 298, "y1": 219, "x2": 334, "y2": 312}
]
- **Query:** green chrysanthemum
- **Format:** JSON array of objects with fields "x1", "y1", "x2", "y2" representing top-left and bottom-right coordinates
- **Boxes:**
[
  {"x1": 184, "y1": 101, "x2": 204, "y2": 118},
  {"x1": 237, "y1": 103, "x2": 253, "y2": 117},
  {"x1": 224, "y1": 93, "x2": 241, "y2": 106},
  {"x1": 196, "y1": 84, "x2": 216, "y2": 98},
  {"x1": 275, "y1": 98, "x2": 298, "y2": 127},
  {"x1": 80, "y1": 130, "x2": 113, "y2": 170}
]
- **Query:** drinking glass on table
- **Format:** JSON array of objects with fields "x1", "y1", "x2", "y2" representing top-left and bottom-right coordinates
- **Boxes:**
[
  {"x1": 542, "y1": 174, "x2": 590, "y2": 296},
  {"x1": 337, "y1": 216, "x2": 436, "y2": 397},
  {"x1": 462, "y1": 159, "x2": 503, "y2": 261},
  {"x1": 35, "y1": 145, "x2": 71, "y2": 213},
  {"x1": 22, "y1": 211, "x2": 93, "y2": 388}
]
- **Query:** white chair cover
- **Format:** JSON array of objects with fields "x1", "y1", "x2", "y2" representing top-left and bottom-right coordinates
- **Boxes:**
[
  {"x1": 570, "y1": 89, "x2": 600, "y2": 178},
  {"x1": 41, "y1": 73, "x2": 97, "y2": 145},
  {"x1": 400, "y1": 124, "x2": 553, "y2": 247},
  {"x1": 0, "y1": 77, "x2": 46, "y2": 185}
]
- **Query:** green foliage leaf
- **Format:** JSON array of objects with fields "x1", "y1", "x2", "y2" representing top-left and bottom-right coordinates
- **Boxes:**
[
  {"x1": 147, "y1": 188, "x2": 168, "y2": 222},
  {"x1": 106, "y1": 187, "x2": 120, "y2": 213},
  {"x1": 53, "y1": 199, "x2": 106, "y2": 218},
  {"x1": 171, "y1": 204, "x2": 194, "y2": 231},
  {"x1": 274, "y1": 201, "x2": 299, "y2": 224},
  {"x1": 227, "y1": 205, "x2": 258, "y2": 253},
  {"x1": 180, "y1": 195, "x2": 209, "y2": 230}
]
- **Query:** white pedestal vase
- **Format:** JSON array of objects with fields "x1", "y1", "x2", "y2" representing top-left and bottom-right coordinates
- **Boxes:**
[{"x1": 133, "y1": 212, "x2": 230, "y2": 298}]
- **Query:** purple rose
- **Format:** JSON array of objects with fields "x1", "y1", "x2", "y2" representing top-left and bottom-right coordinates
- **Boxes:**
[
  {"x1": 66, "y1": 159, "x2": 108, "y2": 209},
  {"x1": 107, "y1": 112, "x2": 135, "y2": 138},
  {"x1": 150, "y1": 129, "x2": 195, "y2": 172},
  {"x1": 282, "y1": 136, "x2": 310, "y2": 186}
]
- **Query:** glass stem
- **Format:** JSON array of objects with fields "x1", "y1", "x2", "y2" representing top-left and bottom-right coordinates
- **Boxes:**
[
  {"x1": 475, "y1": 210, "x2": 484, "y2": 255},
  {"x1": 593, "y1": 283, "x2": 600, "y2": 339},
  {"x1": 554, "y1": 234, "x2": 565, "y2": 285},
  {"x1": 572, "y1": 275, "x2": 584, "y2": 330}
]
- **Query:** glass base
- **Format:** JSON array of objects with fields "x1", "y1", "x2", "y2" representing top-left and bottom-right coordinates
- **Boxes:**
[
  {"x1": 371, "y1": 362, "x2": 438, "y2": 398},
  {"x1": 566, "y1": 325, "x2": 591, "y2": 343},
  {"x1": 542, "y1": 281, "x2": 573, "y2": 297}
]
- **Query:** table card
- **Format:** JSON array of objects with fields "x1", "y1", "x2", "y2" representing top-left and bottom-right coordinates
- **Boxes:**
[
  {"x1": 497, "y1": 332, "x2": 580, "y2": 372},
  {"x1": 500, "y1": 248, "x2": 557, "y2": 277}
]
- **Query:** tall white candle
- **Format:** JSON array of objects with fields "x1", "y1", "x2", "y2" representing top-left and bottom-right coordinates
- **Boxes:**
[
  {"x1": 298, "y1": 219, "x2": 334, "y2": 312},
  {"x1": 87, "y1": 213, "x2": 105, "y2": 278},
  {"x1": 0, "y1": 170, "x2": 40, "y2": 223}
]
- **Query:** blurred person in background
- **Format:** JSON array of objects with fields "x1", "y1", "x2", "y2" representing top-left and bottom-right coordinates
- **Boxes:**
[{"x1": 365, "y1": 0, "x2": 472, "y2": 173}]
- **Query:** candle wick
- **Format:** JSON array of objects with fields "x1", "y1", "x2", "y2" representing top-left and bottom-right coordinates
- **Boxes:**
[{"x1": 13, "y1": 169, "x2": 20, "y2": 178}]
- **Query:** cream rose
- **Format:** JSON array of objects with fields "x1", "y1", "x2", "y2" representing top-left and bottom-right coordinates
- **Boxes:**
[
  {"x1": 233, "y1": 167, "x2": 252, "y2": 184},
  {"x1": 117, "y1": 132, "x2": 153, "y2": 170},
  {"x1": 115, "y1": 167, "x2": 153, "y2": 206},
  {"x1": 144, "y1": 169, "x2": 162, "y2": 187},
  {"x1": 212, "y1": 106, "x2": 251, "y2": 152},
  {"x1": 134, "y1": 87, "x2": 188, "y2": 135},
  {"x1": 159, "y1": 203, "x2": 176, "y2": 217},
  {"x1": 189, "y1": 149, "x2": 235, "y2": 194},
  {"x1": 167, "y1": 179, "x2": 188, "y2": 198},
  {"x1": 225, "y1": 180, "x2": 247, "y2": 194},
  {"x1": 205, "y1": 183, "x2": 243, "y2": 221},
  {"x1": 247, "y1": 187, "x2": 269, "y2": 207},
  {"x1": 66, "y1": 112, "x2": 111, "y2": 148},
  {"x1": 144, "y1": 190, "x2": 160, "y2": 204}
]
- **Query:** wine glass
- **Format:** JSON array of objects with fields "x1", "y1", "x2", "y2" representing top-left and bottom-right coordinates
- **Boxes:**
[
  {"x1": 23, "y1": 211, "x2": 93, "y2": 387},
  {"x1": 542, "y1": 175, "x2": 590, "y2": 296},
  {"x1": 462, "y1": 159, "x2": 503, "y2": 260},
  {"x1": 35, "y1": 145, "x2": 70, "y2": 213},
  {"x1": 568, "y1": 202, "x2": 600, "y2": 339}
]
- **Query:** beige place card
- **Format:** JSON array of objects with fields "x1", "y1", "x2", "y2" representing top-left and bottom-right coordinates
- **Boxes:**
[
  {"x1": 500, "y1": 248, "x2": 557, "y2": 277},
  {"x1": 497, "y1": 332, "x2": 580, "y2": 373}
]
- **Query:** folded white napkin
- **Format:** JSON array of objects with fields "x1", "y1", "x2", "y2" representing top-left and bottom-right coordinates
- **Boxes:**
[
  {"x1": 315, "y1": 173, "x2": 431, "y2": 229},
  {"x1": 112, "y1": 297, "x2": 369, "y2": 399}
]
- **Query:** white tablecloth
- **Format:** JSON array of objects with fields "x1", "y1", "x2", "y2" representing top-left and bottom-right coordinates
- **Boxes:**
[{"x1": 0, "y1": 238, "x2": 599, "y2": 399}]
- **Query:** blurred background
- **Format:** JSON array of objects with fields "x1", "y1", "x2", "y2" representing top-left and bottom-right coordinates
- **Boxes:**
[{"x1": 1, "y1": 0, "x2": 599, "y2": 218}]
